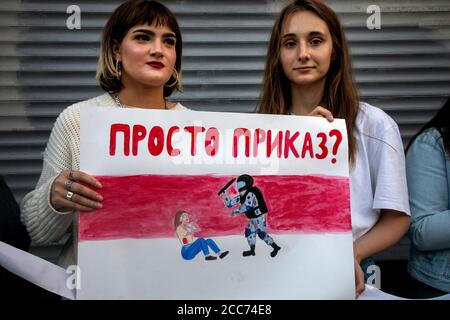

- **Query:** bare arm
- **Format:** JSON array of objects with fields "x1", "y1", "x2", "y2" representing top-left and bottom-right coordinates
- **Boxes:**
[
  {"x1": 354, "y1": 209, "x2": 410, "y2": 262},
  {"x1": 353, "y1": 209, "x2": 410, "y2": 297},
  {"x1": 183, "y1": 221, "x2": 200, "y2": 235}
]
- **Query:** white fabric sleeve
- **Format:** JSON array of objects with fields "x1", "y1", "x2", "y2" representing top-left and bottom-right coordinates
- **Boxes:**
[
  {"x1": 20, "y1": 109, "x2": 75, "y2": 246},
  {"x1": 371, "y1": 124, "x2": 411, "y2": 216}
]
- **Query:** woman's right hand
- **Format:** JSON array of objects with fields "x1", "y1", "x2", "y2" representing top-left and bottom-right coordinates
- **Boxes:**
[
  {"x1": 308, "y1": 106, "x2": 334, "y2": 122},
  {"x1": 50, "y1": 170, "x2": 103, "y2": 212}
]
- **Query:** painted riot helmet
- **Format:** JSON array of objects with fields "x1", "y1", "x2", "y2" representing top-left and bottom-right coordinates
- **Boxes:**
[{"x1": 236, "y1": 174, "x2": 254, "y2": 193}]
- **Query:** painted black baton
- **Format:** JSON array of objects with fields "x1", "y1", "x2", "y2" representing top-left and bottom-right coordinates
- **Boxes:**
[{"x1": 217, "y1": 178, "x2": 236, "y2": 195}]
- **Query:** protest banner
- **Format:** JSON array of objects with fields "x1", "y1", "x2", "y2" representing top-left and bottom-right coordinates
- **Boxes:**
[{"x1": 77, "y1": 108, "x2": 354, "y2": 299}]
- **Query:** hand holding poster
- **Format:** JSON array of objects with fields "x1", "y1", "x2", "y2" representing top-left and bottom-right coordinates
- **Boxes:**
[{"x1": 78, "y1": 108, "x2": 354, "y2": 299}]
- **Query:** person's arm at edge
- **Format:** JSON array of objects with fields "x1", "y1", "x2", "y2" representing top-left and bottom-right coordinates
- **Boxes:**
[{"x1": 353, "y1": 210, "x2": 410, "y2": 297}]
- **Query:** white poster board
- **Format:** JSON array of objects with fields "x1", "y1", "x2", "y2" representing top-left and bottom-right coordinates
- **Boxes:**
[{"x1": 78, "y1": 107, "x2": 354, "y2": 299}]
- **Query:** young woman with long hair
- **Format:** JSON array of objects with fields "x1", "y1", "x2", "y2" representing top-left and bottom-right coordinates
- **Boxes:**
[{"x1": 258, "y1": 0, "x2": 411, "y2": 297}]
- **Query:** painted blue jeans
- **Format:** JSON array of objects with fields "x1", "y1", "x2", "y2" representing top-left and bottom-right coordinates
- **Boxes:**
[{"x1": 181, "y1": 238, "x2": 220, "y2": 260}]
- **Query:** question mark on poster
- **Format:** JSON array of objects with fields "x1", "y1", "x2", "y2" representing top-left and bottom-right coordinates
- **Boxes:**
[{"x1": 329, "y1": 129, "x2": 342, "y2": 164}]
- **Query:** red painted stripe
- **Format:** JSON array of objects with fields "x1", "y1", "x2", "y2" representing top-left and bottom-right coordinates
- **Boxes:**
[{"x1": 79, "y1": 174, "x2": 351, "y2": 241}]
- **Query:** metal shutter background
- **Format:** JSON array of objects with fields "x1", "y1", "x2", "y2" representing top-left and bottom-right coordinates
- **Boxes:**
[{"x1": 1, "y1": 0, "x2": 450, "y2": 260}]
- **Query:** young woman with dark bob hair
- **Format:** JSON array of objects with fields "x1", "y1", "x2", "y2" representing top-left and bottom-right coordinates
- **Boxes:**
[
  {"x1": 259, "y1": 0, "x2": 411, "y2": 297},
  {"x1": 20, "y1": 0, "x2": 188, "y2": 268}
]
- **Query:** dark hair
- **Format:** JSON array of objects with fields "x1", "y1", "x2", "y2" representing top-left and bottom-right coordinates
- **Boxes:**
[
  {"x1": 0, "y1": 176, "x2": 31, "y2": 250},
  {"x1": 258, "y1": 0, "x2": 359, "y2": 165},
  {"x1": 96, "y1": 0, "x2": 182, "y2": 97},
  {"x1": 406, "y1": 98, "x2": 450, "y2": 154}
]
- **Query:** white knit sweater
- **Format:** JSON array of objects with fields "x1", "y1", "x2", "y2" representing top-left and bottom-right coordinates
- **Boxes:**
[{"x1": 20, "y1": 93, "x2": 188, "y2": 267}]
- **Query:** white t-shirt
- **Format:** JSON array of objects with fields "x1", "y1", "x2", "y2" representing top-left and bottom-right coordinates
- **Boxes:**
[{"x1": 350, "y1": 102, "x2": 410, "y2": 240}]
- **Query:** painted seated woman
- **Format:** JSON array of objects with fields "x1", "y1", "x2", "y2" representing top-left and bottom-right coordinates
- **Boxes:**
[{"x1": 174, "y1": 211, "x2": 229, "y2": 261}]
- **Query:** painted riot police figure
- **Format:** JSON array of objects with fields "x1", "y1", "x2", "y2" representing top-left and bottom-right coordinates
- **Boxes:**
[{"x1": 219, "y1": 174, "x2": 281, "y2": 257}]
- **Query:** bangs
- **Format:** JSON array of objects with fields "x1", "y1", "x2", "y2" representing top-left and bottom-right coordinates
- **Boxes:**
[
  {"x1": 97, "y1": 0, "x2": 182, "y2": 97},
  {"x1": 120, "y1": 1, "x2": 178, "y2": 36}
]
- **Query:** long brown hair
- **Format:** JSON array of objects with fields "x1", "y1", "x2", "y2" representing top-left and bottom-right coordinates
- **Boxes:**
[
  {"x1": 96, "y1": 0, "x2": 183, "y2": 97},
  {"x1": 258, "y1": 0, "x2": 359, "y2": 164},
  {"x1": 173, "y1": 210, "x2": 187, "y2": 229}
]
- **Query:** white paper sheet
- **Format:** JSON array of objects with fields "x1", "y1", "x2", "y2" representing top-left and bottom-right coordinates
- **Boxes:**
[
  {"x1": 2, "y1": 241, "x2": 449, "y2": 301},
  {"x1": 359, "y1": 285, "x2": 450, "y2": 300},
  {"x1": 0, "y1": 241, "x2": 75, "y2": 300},
  {"x1": 78, "y1": 108, "x2": 354, "y2": 299}
]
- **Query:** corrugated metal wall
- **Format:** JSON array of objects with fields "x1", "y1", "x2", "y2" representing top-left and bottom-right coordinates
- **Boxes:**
[{"x1": 1, "y1": 0, "x2": 450, "y2": 259}]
